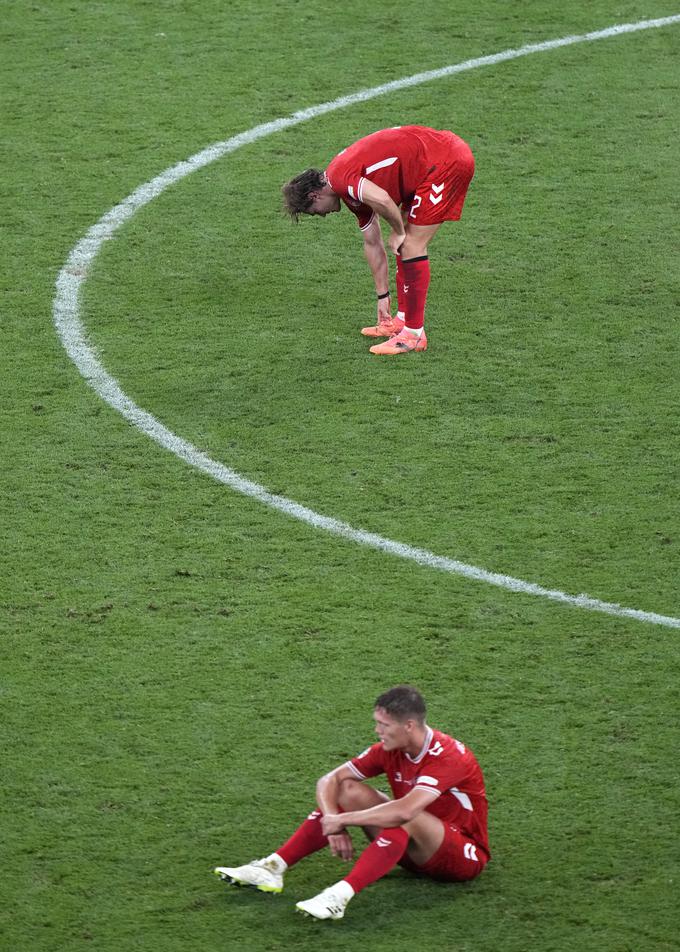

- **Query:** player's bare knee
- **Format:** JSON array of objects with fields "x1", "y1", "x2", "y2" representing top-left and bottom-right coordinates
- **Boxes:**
[
  {"x1": 337, "y1": 778, "x2": 367, "y2": 809},
  {"x1": 337, "y1": 778, "x2": 387, "y2": 810},
  {"x1": 401, "y1": 816, "x2": 427, "y2": 839}
]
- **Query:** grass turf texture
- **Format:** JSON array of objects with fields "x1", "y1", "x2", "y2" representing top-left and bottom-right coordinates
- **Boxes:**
[{"x1": 2, "y1": 1, "x2": 680, "y2": 949}]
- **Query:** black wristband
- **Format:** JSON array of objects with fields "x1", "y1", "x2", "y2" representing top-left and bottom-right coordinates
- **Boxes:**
[{"x1": 377, "y1": 291, "x2": 390, "y2": 300}]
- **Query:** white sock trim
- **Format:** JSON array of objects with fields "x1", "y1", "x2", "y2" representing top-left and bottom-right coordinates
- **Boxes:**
[{"x1": 334, "y1": 880, "x2": 355, "y2": 900}]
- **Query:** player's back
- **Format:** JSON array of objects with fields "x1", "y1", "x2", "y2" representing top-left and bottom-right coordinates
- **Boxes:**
[{"x1": 327, "y1": 126, "x2": 445, "y2": 203}]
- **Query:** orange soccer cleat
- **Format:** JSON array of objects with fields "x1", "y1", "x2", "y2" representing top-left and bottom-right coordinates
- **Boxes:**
[
  {"x1": 369, "y1": 328, "x2": 428, "y2": 355},
  {"x1": 360, "y1": 315, "x2": 405, "y2": 338}
]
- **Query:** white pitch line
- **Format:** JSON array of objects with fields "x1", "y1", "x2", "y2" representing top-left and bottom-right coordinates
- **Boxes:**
[{"x1": 53, "y1": 15, "x2": 680, "y2": 629}]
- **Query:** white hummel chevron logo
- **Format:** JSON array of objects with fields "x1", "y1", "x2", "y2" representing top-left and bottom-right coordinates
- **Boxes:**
[
  {"x1": 376, "y1": 837, "x2": 392, "y2": 847},
  {"x1": 428, "y1": 741, "x2": 444, "y2": 756},
  {"x1": 429, "y1": 182, "x2": 445, "y2": 205},
  {"x1": 463, "y1": 842, "x2": 479, "y2": 862}
]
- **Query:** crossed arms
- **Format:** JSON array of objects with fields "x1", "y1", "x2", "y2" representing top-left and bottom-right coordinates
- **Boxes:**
[{"x1": 316, "y1": 763, "x2": 438, "y2": 861}]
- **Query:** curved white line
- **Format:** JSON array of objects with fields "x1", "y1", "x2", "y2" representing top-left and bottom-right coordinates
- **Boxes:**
[{"x1": 53, "y1": 15, "x2": 680, "y2": 629}]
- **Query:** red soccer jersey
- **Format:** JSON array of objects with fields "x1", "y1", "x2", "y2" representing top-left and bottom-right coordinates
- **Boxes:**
[
  {"x1": 325, "y1": 125, "x2": 472, "y2": 229},
  {"x1": 347, "y1": 726, "x2": 490, "y2": 858}
]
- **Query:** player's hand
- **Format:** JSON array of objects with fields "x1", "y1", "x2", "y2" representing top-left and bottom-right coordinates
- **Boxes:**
[
  {"x1": 321, "y1": 813, "x2": 346, "y2": 836},
  {"x1": 388, "y1": 230, "x2": 405, "y2": 255},
  {"x1": 377, "y1": 295, "x2": 391, "y2": 322},
  {"x1": 327, "y1": 832, "x2": 354, "y2": 861}
]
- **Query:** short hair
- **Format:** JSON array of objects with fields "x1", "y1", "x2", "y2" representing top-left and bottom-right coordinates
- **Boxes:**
[
  {"x1": 374, "y1": 685, "x2": 426, "y2": 724},
  {"x1": 282, "y1": 168, "x2": 325, "y2": 221}
]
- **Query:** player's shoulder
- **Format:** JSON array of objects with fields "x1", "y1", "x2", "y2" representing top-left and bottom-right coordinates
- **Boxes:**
[
  {"x1": 325, "y1": 146, "x2": 351, "y2": 182},
  {"x1": 352, "y1": 740, "x2": 383, "y2": 762},
  {"x1": 427, "y1": 728, "x2": 469, "y2": 759}
]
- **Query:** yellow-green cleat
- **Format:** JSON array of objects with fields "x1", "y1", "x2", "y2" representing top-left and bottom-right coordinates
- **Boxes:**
[{"x1": 214, "y1": 858, "x2": 284, "y2": 894}]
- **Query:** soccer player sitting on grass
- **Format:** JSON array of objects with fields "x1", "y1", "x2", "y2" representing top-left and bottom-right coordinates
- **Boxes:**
[
  {"x1": 215, "y1": 685, "x2": 490, "y2": 921},
  {"x1": 282, "y1": 125, "x2": 475, "y2": 355}
]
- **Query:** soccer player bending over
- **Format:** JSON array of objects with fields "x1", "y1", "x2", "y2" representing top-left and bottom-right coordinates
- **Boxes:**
[
  {"x1": 282, "y1": 125, "x2": 475, "y2": 355},
  {"x1": 215, "y1": 685, "x2": 490, "y2": 921}
]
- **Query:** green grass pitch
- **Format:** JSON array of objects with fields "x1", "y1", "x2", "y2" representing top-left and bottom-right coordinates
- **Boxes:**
[{"x1": 2, "y1": 2, "x2": 680, "y2": 949}]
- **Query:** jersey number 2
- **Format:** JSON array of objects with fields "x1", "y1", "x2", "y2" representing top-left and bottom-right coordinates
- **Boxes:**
[{"x1": 409, "y1": 195, "x2": 422, "y2": 219}]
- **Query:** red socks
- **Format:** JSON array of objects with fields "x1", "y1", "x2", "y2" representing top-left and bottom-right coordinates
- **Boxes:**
[
  {"x1": 343, "y1": 827, "x2": 409, "y2": 894},
  {"x1": 401, "y1": 255, "x2": 430, "y2": 330},
  {"x1": 276, "y1": 812, "x2": 410, "y2": 893},
  {"x1": 276, "y1": 809, "x2": 328, "y2": 867},
  {"x1": 395, "y1": 254, "x2": 407, "y2": 317}
]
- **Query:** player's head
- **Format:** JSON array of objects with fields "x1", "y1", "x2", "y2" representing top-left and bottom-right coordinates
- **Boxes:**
[
  {"x1": 282, "y1": 169, "x2": 341, "y2": 220},
  {"x1": 373, "y1": 685, "x2": 426, "y2": 751}
]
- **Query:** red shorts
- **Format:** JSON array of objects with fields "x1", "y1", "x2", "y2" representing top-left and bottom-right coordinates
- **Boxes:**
[
  {"x1": 405, "y1": 132, "x2": 475, "y2": 226},
  {"x1": 399, "y1": 823, "x2": 489, "y2": 882}
]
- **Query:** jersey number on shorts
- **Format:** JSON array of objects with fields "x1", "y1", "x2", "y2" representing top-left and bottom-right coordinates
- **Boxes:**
[
  {"x1": 409, "y1": 194, "x2": 422, "y2": 219},
  {"x1": 463, "y1": 842, "x2": 479, "y2": 862}
]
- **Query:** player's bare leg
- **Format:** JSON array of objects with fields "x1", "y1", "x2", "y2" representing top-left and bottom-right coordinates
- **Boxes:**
[
  {"x1": 370, "y1": 222, "x2": 441, "y2": 356},
  {"x1": 400, "y1": 220, "x2": 441, "y2": 259},
  {"x1": 400, "y1": 809, "x2": 446, "y2": 865}
]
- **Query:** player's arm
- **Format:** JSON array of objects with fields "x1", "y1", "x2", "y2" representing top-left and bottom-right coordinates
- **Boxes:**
[
  {"x1": 315, "y1": 764, "x2": 359, "y2": 861},
  {"x1": 361, "y1": 216, "x2": 391, "y2": 322},
  {"x1": 322, "y1": 787, "x2": 437, "y2": 834},
  {"x1": 359, "y1": 179, "x2": 406, "y2": 254},
  {"x1": 316, "y1": 763, "x2": 358, "y2": 814}
]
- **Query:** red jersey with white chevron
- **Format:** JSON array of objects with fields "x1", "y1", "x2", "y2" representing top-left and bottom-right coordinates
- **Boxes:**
[
  {"x1": 325, "y1": 125, "x2": 475, "y2": 229},
  {"x1": 347, "y1": 726, "x2": 490, "y2": 857}
]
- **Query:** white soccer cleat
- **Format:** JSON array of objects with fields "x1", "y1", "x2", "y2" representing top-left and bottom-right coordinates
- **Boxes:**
[
  {"x1": 295, "y1": 883, "x2": 353, "y2": 920},
  {"x1": 214, "y1": 857, "x2": 284, "y2": 894}
]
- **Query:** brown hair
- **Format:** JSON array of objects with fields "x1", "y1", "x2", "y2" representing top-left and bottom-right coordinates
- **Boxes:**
[
  {"x1": 282, "y1": 168, "x2": 326, "y2": 221},
  {"x1": 375, "y1": 685, "x2": 426, "y2": 723}
]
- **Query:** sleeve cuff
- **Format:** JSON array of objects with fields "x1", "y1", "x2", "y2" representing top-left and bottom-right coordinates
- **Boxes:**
[{"x1": 414, "y1": 784, "x2": 441, "y2": 798}]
